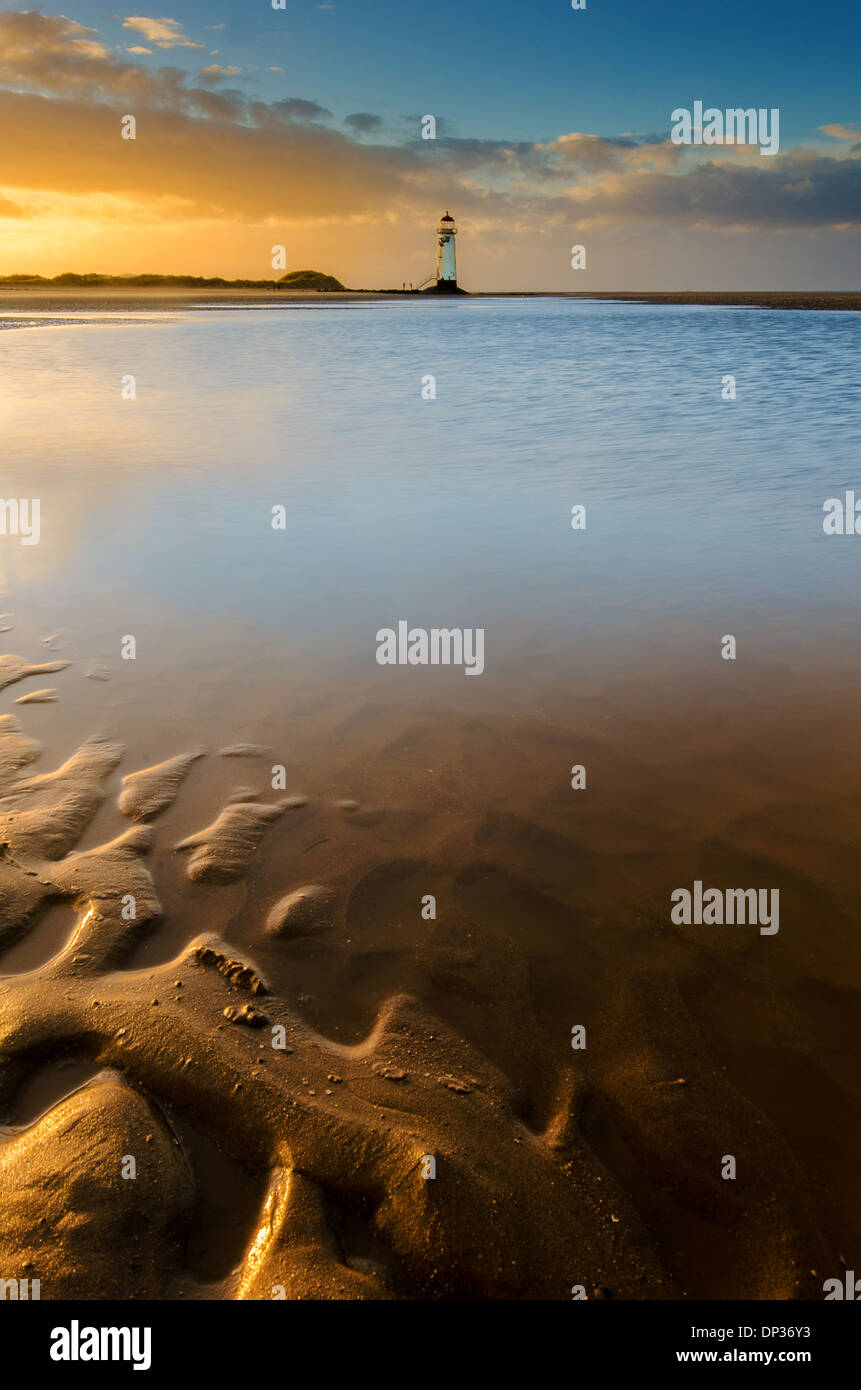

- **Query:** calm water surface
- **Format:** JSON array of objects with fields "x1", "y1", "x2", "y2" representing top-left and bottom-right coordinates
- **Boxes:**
[{"x1": 1, "y1": 297, "x2": 859, "y2": 687}]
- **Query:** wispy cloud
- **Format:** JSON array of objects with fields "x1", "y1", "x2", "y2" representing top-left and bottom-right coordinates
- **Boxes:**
[
  {"x1": 270, "y1": 97, "x2": 332, "y2": 122},
  {"x1": 344, "y1": 112, "x2": 383, "y2": 135},
  {"x1": 200, "y1": 65, "x2": 241, "y2": 81},
  {"x1": 122, "y1": 16, "x2": 205, "y2": 51},
  {"x1": 819, "y1": 123, "x2": 861, "y2": 141}
]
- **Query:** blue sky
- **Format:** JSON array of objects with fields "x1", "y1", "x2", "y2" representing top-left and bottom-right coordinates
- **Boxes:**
[{"x1": 51, "y1": 0, "x2": 861, "y2": 148}]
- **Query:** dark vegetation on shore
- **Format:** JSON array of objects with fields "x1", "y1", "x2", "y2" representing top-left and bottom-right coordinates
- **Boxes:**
[{"x1": 0, "y1": 269, "x2": 349, "y2": 291}]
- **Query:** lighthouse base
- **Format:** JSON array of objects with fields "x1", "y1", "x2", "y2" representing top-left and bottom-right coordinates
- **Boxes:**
[{"x1": 423, "y1": 280, "x2": 469, "y2": 295}]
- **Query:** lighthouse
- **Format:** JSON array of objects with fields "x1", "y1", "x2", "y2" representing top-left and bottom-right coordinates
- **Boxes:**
[
  {"x1": 419, "y1": 210, "x2": 466, "y2": 293},
  {"x1": 435, "y1": 211, "x2": 458, "y2": 290}
]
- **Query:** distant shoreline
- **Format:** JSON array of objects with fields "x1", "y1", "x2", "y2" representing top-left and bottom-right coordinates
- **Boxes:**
[{"x1": 0, "y1": 287, "x2": 858, "y2": 311}]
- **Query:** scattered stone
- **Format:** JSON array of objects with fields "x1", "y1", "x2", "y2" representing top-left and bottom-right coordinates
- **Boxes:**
[
  {"x1": 438, "y1": 1075, "x2": 471, "y2": 1094},
  {"x1": 223, "y1": 1003, "x2": 270, "y2": 1028},
  {"x1": 191, "y1": 942, "x2": 269, "y2": 996}
]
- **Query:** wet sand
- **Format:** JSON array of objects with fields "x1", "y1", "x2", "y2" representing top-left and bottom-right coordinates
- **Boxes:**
[
  {"x1": 1, "y1": 287, "x2": 859, "y2": 313},
  {"x1": 0, "y1": 636, "x2": 858, "y2": 1299}
]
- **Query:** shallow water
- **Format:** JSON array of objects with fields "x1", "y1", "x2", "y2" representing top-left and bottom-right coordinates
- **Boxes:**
[
  {"x1": 1, "y1": 296, "x2": 860, "y2": 1296},
  {"x1": 3, "y1": 297, "x2": 859, "y2": 666}
]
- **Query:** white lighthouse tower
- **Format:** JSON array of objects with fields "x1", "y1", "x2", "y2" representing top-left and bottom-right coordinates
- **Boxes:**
[{"x1": 435, "y1": 211, "x2": 458, "y2": 290}]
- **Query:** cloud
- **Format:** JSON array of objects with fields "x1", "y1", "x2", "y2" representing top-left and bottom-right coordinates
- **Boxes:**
[
  {"x1": 0, "y1": 12, "x2": 244, "y2": 117},
  {"x1": 126, "y1": 46, "x2": 152, "y2": 55},
  {"x1": 819, "y1": 123, "x2": 861, "y2": 141},
  {"x1": 537, "y1": 131, "x2": 644, "y2": 172},
  {"x1": 0, "y1": 89, "x2": 418, "y2": 220},
  {"x1": 0, "y1": 9, "x2": 858, "y2": 257},
  {"x1": 0, "y1": 11, "x2": 111, "y2": 74},
  {"x1": 557, "y1": 149, "x2": 861, "y2": 229},
  {"x1": 0, "y1": 192, "x2": 24, "y2": 217},
  {"x1": 122, "y1": 16, "x2": 204, "y2": 51},
  {"x1": 270, "y1": 97, "x2": 332, "y2": 122},
  {"x1": 200, "y1": 65, "x2": 241, "y2": 81},
  {"x1": 344, "y1": 112, "x2": 383, "y2": 134}
]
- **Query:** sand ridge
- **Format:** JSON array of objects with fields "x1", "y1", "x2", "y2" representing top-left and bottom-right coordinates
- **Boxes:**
[
  {"x1": 265, "y1": 885, "x2": 338, "y2": 938},
  {"x1": 14, "y1": 689, "x2": 59, "y2": 705},
  {"x1": 119, "y1": 749, "x2": 206, "y2": 820},
  {"x1": 0, "y1": 654, "x2": 69, "y2": 692},
  {"x1": 0, "y1": 646, "x2": 673, "y2": 1299},
  {"x1": 175, "y1": 798, "x2": 306, "y2": 884},
  {"x1": 0, "y1": 648, "x2": 832, "y2": 1299}
]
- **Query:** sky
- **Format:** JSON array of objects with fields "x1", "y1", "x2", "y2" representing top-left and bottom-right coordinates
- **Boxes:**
[{"x1": 0, "y1": 0, "x2": 859, "y2": 289}]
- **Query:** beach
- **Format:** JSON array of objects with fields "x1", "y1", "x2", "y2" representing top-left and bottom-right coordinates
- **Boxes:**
[
  {"x1": 1, "y1": 293, "x2": 860, "y2": 1299},
  {"x1": 2, "y1": 287, "x2": 860, "y2": 311}
]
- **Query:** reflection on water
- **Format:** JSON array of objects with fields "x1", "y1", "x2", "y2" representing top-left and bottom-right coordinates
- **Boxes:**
[{"x1": 2, "y1": 300, "x2": 860, "y2": 668}]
